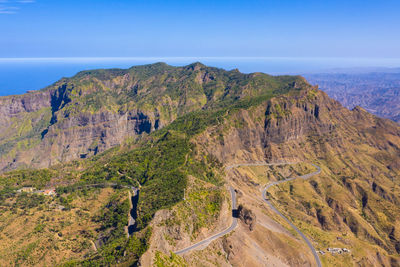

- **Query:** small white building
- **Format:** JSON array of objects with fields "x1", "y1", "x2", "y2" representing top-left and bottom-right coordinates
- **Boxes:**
[
  {"x1": 42, "y1": 188, "x2": 56, "y2": 196},
  {"x1": 17, "y1": 187, "x2": 36, "y2": 193},
  {"x1": 327, "y1": 248, "x2": 351, "y2": 254}
]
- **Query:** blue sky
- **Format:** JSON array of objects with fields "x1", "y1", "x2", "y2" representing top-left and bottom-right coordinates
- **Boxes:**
[{"x1": 1, "y1": 0, "x2": 400, "y2": 58}]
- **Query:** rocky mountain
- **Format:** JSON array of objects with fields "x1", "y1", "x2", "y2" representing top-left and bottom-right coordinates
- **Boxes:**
[
  {"x1": 0, "y1": 63, "x2": 399, "y2": 267},
  {"x1": 305, "y1": 72, "x2": 400, "y2": 123},
  {"x1": 0, "y1": 62, "x2": 303, "y2": 172}
]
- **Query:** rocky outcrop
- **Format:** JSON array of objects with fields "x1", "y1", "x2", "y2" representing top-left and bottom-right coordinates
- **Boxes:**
[
  {"x1": 42, "y1": 109, "x2": 159, "y2": 163},
  {"x1": 264, "y1": 90, "x2": 336, "y2": 144},
  {"x1": 0, "y1": 90, "x2": 52, "y2": 116},
  {"x1": 196, "y1": 88, "x2": 350, "y2": 164},
  {"x1": 196, "y1": 86, "x2": 400, "y2": 262},
  {"x1": 237, "y1": 204, "x2": 256, "y2": 231},
  {"x1": 0, "y1": 90, "x2": 52, "y2": 129},
  {"x1": 0, "y1": 84, "x2": 161, "y2": 171},
  {"x1": 0, "y1": 62, "x2": 311, "y2": 172}
]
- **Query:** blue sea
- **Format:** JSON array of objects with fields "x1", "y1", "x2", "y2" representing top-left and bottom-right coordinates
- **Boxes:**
[{"x1": 1, "y1": 57, "x2": 400, "y2": 96}]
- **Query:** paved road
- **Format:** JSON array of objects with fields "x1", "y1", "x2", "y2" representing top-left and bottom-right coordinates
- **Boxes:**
[
  {"x1": 174, "y1": 186, "x2": 238, "y2": 255},
  {"x1": 173, "y1": 161, "x2": 322, "y2": 267},
  {"x1": 225, "y1": 161, "x2": 298, "y2": 171},
  {"x1": 227, "y1": 162, "x2": 322, "y2": 267},
  {"x1": 262, "y1": 163, "x2": 322, "y2": 267}
]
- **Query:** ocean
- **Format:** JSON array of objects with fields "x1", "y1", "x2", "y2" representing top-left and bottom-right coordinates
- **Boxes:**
[{"x1": 1, "y1": 57, "x2": 399, "y2": 97}]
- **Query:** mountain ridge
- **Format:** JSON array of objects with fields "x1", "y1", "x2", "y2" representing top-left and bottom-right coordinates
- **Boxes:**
[
  {"x1": 0, "y1": 62, "x2": 308, "y2": 172},
  {"x1": 0, "y1": 63, "x2": 399, "y2": 266}
]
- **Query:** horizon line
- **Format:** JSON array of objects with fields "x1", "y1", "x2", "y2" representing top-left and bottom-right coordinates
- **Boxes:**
[{"x1": 1, "y1": 56, "x2": 400, "y2": 61}]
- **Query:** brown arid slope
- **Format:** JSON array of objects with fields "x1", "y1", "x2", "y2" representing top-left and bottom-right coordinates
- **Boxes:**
[
  {"x1": 182, "y1": 88, "x2": 400, "y2": 266},
  {"x1": 142, "y1": 164, "x2": 318, "y2": 267},
  {"x1": 0, "y1": 187, "x2": 127, "y2": 266}
]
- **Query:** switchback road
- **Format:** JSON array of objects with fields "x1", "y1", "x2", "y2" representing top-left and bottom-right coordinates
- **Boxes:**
[
  {"x1": 262, "y1": 163, "x2": 322, "y2": 267},
  {"x1": 173, "y1": 162, "x2": 322, "y2": 267},
  {"x1": 226, "y1": 162, "x2": 322, "y2": 267}
]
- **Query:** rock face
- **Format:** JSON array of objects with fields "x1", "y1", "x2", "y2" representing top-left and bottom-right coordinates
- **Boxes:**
[
  {"x1": 237, "y1": 204, "x2": 256, "y2": 231},
  {"x1": 0, "y1": 86, "x2": 161, "y2": 171},
  {"x1": 0, "y1": 62, "x2": 308, "y2": 172},
  {"x1": 45, "y1": 109, "x2": 157, "y2": 161},
  {"x1": 196, "y1": 87, "x2": 400, "y2": 264},
  {"x1": 1, "y1": 63, "x2": 400, "y2": 266},
  {"x1": 0, "y1": 90, "x2": 52, "y2": 138},
  {"x1": 0, "y1": 90, "x2": 51, "y2": 116},
  {"x1": 264, "y1": 94, "x2": 330, "y2": 144}
]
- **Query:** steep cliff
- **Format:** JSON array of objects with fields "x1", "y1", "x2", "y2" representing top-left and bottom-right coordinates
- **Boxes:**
[{"x1": 0, "y1": 62, "x2": 306, "y2": 172}]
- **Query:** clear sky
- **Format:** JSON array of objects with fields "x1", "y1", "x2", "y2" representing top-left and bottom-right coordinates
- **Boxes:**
[{"x1": 1, "y1": 0, "x2": 400, "y2": 58}]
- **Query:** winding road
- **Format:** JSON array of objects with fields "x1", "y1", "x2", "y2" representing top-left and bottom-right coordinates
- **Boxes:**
[
  {"x1": 262, "y1": 163, "x2": 322, "y2": 267},
  {"x1": 174, "y1": 186, "x2": 238, "y2": 255},
  {"x1": 227, "y1": 162, "x2": 322, "y2": 267},
  {"x1": 173, "y1": 162, "x2": 322, "y2": 267},
  {"x1": 173, "y1": 163, "x2": 299, "y2": 255}
]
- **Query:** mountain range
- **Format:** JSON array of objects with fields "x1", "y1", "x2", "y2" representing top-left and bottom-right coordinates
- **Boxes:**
[
  {"x1": 0, "y1": 63, "x2": 399, "y2": 267},
  {"x1": 305, "y1": 72, "x2": 400, "y2": 124}
]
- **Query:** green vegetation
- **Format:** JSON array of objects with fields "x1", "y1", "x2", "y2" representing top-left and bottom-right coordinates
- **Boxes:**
[
  {"x1": 154, "y1": 251, "x2": 188, "y2": 267},
  {"x1": 58, "y1": 190, "x2": 152, "y2": 266},
  {"x1": 81, "y1": 132, "x2": 190, "y2": 230},
  {"x1": 84, "y1": 192, "x2": 139, "y2": 265},
  {"x1": 181, "y1": 189, "x2": 223, "y2": 238},
  {"x1": 0, "y1": 168, "x2": 55, "y2": 189},
  {"x1": 95, "y1": 192, "x2": 130, "y2": 238},
  {"x1": 14, "y1": 193, "x2": 46, "y2": 210},
  {"x1": 0, "y1": 107, "x2": 52, "y2": 159},
  {"x1": 0, "y1": 62, "x2": 308, "y2": 169},
  {"x1": 0, "y1": 63, "x2": 315, "y2": 265}
]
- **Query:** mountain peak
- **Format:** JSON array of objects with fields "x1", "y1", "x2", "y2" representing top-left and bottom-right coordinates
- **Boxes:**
[
  {"x1": 0, "y1": 63, "x2": 399, "y2": 267},
  {"x1": 186, "y1": 62, "x2": 206, "y2": 71}
]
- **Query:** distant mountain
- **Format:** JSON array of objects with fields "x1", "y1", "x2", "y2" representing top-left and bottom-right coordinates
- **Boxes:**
[
  {"x1": 0, "y1": 63, "x2": 399, "y2": 266},
  {"x1": 305, "y1": 72, "x2": 400, "y2": 123},
  {"x1": 306, "y1": 67, "x2": 400, "y2": 74}
]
